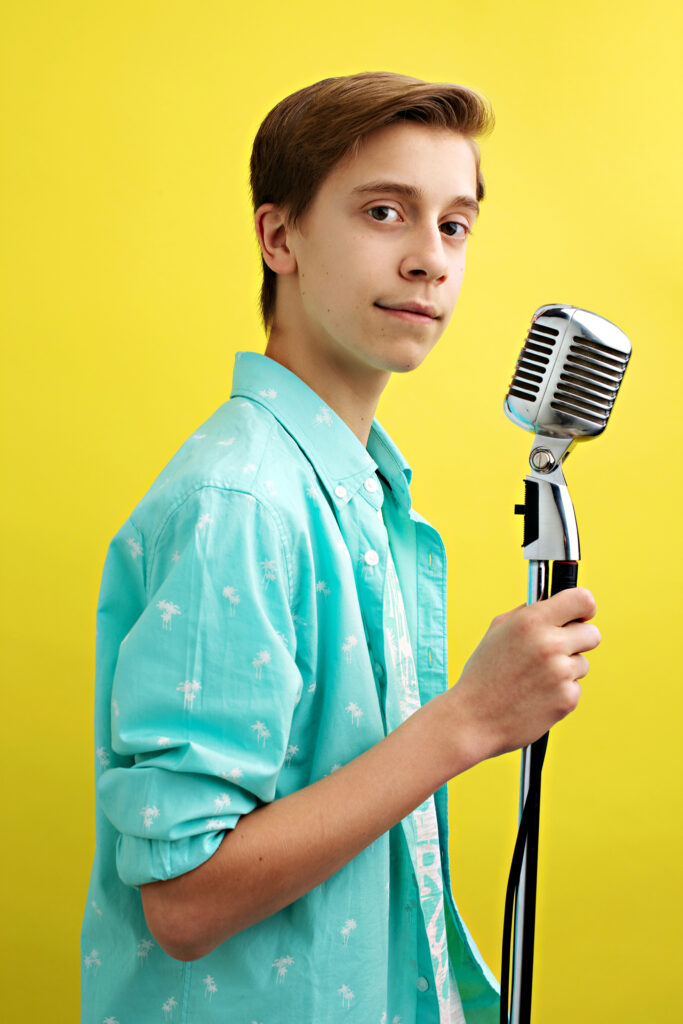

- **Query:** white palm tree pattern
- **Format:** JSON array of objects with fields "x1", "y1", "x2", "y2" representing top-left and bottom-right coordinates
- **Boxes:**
[
  {"x1": 84, "y1": 949, "x2": 102, "y2": 973},
  {"x1": 126, "y1": 537, "x2": 143, "y2": 560},
  {"x1": 259, "y1": 387, "x2": 277, "y2": 399},
  {"x1": 260, "y1": 559, "x2": 277, "y2": 588},
  {"x1": 162, "y1": 996, "x2": 177, "y2": 1017},
  {"x1": 171, "y1": 550, "x2": 180, "y2": 562},
  {"x1": 111, "y1": 698, "x2": 119, "y2": 718},
  {"x1": 176, "y1": 679, "x2": 202, "y2": 709},
  {"x1": 196, "y1": 513, "x2": 212, "y2": 531},
  {"x1": 345, "y1": 702, "x2": 363, "y2": 726},
  {"x1": 216, "y1": 436, "x2": 236, "y2": 446},
  {"x1": 157, "y1": 736, "x2": 171, "y2": 746},
  {"x1": 314, "y1": 407, "x2": 332, "y2": 427},
  {"x1": 272, "y1": 956, "x2": 294, "y2": 982},
  {"x1": 157, "y1": 599, "x2": 181, "y2": 630},
  {"x1": 203, "y1": 974, "x2": 218, "y2": 999},
  {"x1": 96, "y1": 746, "x2": 110, "y2": 768},
  {"x1": 205, "y1": 818, "x2": 227, "y2": 831},
  {"x1": 384, "y1": 627, "x2": 397, "y2": 669},
  {"x1": 340, "y1": 919, "x2": 357, "y2": 945},
  {"x1": 214, "y1": 792, "x2": 231, "y2": 811},
  {"x1": 305, "y1": 484, "x2": 320, "y2": 504},
  {"x1": 91, "y1": 900, "x2": 103, "y2": 917},
  {"x1": 284, "y1": 745, "x2": 301, "y2": 770},
  {"x1": 222, "y1": 585, "x2": 241, "y2": 614},
  {"x1": 140, "y1": 805, "x2": 160, "y2": 830},
  {"x1": 338, "y1": 984, "x2": 354, "y2": 1008},
  {"x1": 284, "y1": 744, "x2": 298, "y2": 766},
  {"x1": 103, "y1": 1017, "x2": 120, "y2": 1023},
  {"x1": 252, "y1": 649, "x2": 271, "y2": 678},
  {"x1": 341, "y1": 634, "x2": 357, "y2": 662},
  {"x1": 251, "y1": 721, "x2": 270, "y2": 745},
  {"x1": 137, "y1": 938, "x2": 154, "y2": 963},
  {"x1": 315, "y1": 580, "x2": 330, "y2": 596},
  {"x1": 222, "y1": 766, "x2": 243, "y2": 781}
]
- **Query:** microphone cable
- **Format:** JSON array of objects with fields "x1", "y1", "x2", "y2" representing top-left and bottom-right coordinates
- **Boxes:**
[{"x1": 500, "y1": 560, "x2": 578, "y2": 1024}]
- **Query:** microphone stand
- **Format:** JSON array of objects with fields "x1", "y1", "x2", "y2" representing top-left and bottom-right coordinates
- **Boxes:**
[{"x1": 501, "y1": 437, "x2": 579, "y2": 1024}]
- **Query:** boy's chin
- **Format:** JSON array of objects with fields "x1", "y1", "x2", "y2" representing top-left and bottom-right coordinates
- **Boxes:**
[{"x1": 376, "y1": 340, "x2": 438, "y2": 375}]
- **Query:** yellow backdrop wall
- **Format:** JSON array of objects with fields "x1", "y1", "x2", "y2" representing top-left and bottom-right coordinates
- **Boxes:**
[{"x1": 2, "y1": 0, "x2": 681, "y2": 1019}]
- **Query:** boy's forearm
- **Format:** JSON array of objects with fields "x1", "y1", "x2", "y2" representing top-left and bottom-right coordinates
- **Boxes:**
[
  {"x1": 141, "y1": 587, "x2": 600, "y2": 961},
  {"x1": 141, "y1": 688, "x2": 470, "y2": 961}
]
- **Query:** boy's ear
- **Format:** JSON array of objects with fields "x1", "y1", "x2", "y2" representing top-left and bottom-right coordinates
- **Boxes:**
[{"x1": 254, "y1": 204, "x2": 298, "y2": 275}]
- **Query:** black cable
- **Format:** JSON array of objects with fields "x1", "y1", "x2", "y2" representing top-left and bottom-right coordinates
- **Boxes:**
[
  {"x1": 500, "y1": 732, "x2": 548, "y2": 1024},
  {"x1": 500, "y1": 560, "x2": 578, "y2": 1022}
]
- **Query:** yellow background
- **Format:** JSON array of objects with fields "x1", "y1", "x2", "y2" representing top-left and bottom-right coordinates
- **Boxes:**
[{"x1": 2, "y1": 1, "x2": 681, "y2": 1019}]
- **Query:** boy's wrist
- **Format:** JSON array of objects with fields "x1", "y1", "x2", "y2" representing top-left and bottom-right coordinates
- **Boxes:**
[{"x1": 422, "y1": 687, "x2": 490, "y2": 782}]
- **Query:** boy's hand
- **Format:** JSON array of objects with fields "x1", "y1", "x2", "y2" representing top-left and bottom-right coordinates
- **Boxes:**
[{"x1": 449, "y1": 587, "x2": 600, "y2": 767}]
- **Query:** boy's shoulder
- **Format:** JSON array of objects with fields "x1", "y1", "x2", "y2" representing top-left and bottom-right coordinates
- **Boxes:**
[{"x1": 129, "y1": 394, "x2": 319, "y2": 545}]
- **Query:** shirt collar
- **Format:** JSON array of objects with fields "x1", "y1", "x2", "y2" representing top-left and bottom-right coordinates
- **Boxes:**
[{"x1": 230, "y1": 352, "x2": 413, "y2": 511}]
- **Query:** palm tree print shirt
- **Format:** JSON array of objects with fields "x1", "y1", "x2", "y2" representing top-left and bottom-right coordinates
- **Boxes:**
[{"x1": 82, "y1": 352, "x2": 499, "y2": 1023}]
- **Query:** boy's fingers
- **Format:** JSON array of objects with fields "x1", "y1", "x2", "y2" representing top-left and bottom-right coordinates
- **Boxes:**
[
  {"x1": 571, "y1": 654, "x2": 590, "y2": 680},
  {"x1": 561, "y1": 621, "x2": 601, "y2": 655},
  {"x1": 540, "y1": 587, "x2": 597, "y2": 626}
]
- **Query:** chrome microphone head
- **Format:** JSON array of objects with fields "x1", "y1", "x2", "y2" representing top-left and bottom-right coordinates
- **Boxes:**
[{"x1": 504, "y1": 305, "x2": 632, "y2": 439}]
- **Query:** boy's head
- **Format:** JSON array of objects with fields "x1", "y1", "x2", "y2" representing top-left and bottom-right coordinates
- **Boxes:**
[{"x1": 250, "y1": 72, "x2": 493, "y2": 331}]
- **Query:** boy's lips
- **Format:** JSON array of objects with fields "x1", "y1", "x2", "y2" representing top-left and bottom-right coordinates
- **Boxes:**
[{"x1": 374, "y1": 301, "x2": 441, "y2": 321}]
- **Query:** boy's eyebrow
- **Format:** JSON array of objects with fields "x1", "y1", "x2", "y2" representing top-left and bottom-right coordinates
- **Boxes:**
[{"x1": 350, "y1": 180, "x2": 480, "y2": 217}]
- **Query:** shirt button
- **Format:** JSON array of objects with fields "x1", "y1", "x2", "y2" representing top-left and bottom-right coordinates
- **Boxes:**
[
  {"x1": 364, "y1": 476, "x2": 378, "y2": 493},
  {"x1": 364, "y1": 550, "x2": 379, "y2": 566},
  {"x1": 416, "y1": 977, "x2": 430, "y2": 992},
  {"x1": 334, "y1": 485, "x2": 347, "y2": 499}
]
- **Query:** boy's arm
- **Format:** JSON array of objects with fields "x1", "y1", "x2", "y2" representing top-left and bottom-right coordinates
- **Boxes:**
[{"x1": 141, "y1": 586, "x2": 599, "y2": 961}]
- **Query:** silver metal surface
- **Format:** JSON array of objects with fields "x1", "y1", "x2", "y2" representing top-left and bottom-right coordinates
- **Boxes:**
[
  {"x1": 529, "y1": 448, "x2": 555, "y2": 472},
  {"x1": 523, "y1": 437, "x2": 580, "y2": 562},
  {"x1": 504, "y1": 305, "x2": 631, "y2": 440},
  {"x1": 510, "y1": 560, "x2": 548, "y2": 1024}
]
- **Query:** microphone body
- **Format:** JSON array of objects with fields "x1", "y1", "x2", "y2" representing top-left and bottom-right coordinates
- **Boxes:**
[{"x1": 500, "y1": 305, "x2": 631, "y2": 1024}]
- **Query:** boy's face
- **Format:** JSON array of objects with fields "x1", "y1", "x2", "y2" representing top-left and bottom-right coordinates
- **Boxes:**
[{"x1": 276, "y1": 121, "x2": 480, "y2": 379}]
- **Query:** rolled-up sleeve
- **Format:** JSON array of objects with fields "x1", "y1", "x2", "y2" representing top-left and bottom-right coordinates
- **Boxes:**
[{"x1": 97, "y1": 485, "x2": 302, "y2": 886}]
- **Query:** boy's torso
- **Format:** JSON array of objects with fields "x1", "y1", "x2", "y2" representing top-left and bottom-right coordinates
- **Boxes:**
[{"x1": 82, "y1": 352, "x2": 499, "y2": 1023}]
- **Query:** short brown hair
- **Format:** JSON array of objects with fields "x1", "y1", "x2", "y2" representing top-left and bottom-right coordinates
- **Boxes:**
[{"x1": 250, "y1": 71, "x2": 494, "y2": 330}]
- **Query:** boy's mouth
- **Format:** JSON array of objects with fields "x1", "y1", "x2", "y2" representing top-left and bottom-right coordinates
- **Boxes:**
[{"x1": 374, "y1": 301, "x2": 440, "y2": 322}]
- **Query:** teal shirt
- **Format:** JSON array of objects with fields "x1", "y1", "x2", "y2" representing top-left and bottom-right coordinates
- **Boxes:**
[{"x1": 82, "y1": 352, "x2": 499, "y2": 1023}]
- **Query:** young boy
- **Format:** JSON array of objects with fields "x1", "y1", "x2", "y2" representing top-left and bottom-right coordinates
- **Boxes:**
[{"x1": 82, "y1": 72, "x2": 600, "y2": 1023}]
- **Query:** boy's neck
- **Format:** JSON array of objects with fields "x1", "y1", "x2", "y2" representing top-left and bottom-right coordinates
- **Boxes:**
[{"x1": 264, "y1": 329, "x2": 390, "y2": 448}]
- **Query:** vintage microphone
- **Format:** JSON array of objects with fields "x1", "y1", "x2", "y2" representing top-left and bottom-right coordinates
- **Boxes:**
[{"x1": 499, "y1": 304, "x2": 632, "y2": 1024}]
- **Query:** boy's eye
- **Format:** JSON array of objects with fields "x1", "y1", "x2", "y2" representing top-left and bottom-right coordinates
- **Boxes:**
[
  {"x1": 368, "y1": 206, "x2": 400, "y2": 223},
  {"x1": 441, "y1": 221, "x2": 468, "y2": 238}
]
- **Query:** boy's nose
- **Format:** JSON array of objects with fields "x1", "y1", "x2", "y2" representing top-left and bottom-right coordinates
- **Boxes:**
[{"x1": 399, "y1": 229, "x2": 448, "y2": 282}]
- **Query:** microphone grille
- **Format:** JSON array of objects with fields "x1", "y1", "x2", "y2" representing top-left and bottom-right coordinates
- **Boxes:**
[
  {"x1": 505, "y1": 305, "x2": 632, "y2": 437},
  {"x1": 507, "y1": 320, "x2": 560, "y2": 404},
  {"x1": 550, "y1": 334, "x2": 630, "y2": 428}
]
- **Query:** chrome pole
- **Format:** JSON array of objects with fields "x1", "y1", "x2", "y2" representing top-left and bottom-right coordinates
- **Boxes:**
[{"x1": 510, "y1": 560, "x2": 548, "y2": 1024}]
